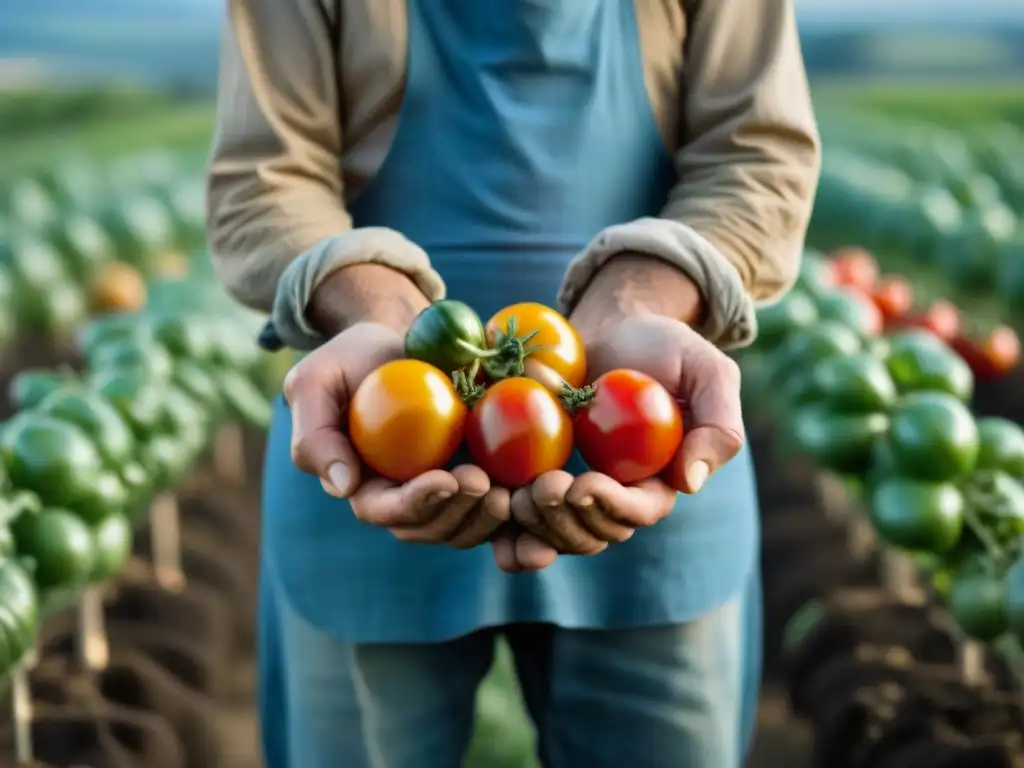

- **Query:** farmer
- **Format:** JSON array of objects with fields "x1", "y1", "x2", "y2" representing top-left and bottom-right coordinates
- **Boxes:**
[{"x1": 207, "y1": 0, "x2": 819, "y2": 765}]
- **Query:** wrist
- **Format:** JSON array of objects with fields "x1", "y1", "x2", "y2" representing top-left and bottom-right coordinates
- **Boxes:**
[
  {"x1": 569, "y1": 253, "x2": 705, "y2": 331},
  {"x1": 308, "y1": 263, "x2": 431, "y2": 337}
]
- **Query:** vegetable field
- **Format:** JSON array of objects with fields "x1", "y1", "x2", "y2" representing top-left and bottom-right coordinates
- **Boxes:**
[{"x1": 0, "y1": 81, "x2": 1023, "y2": 767}]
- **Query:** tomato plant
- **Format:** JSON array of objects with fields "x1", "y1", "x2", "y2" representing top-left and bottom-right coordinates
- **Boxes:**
[
  {"x1": 486, "y1": 303, "x2": 587, "y2": 390},
  {"x1": 563, "y1": 369, "x2": 683, "y2": 484},
  {"x1": 952, "y1": 325, "x2": 1021, "y2": 381},
  {"x1": 828, "y1": 247, "x2": 879, "y2": 293},
  {"x1": 349, "y1": 360, "x2": 467, "y2": 482},
  {"x1": 465, "y1": 377, "x2": 573, "y2": 488},
  {"x1": 871, "y1": 276, "x2": 914, "y2": 324}
]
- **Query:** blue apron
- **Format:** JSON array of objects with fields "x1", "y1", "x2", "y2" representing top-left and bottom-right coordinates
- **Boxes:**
[{"x1": 259, "y1": 0, "x2": 761, "y2": 758}]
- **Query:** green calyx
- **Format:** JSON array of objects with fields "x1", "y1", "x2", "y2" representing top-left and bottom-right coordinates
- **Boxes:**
[
  {"x1": 557, "y1": 381, "x2": 596, "y2": 415},
  {"x1": 481, "y1": 316, "x2": 545, "y2": 381}
]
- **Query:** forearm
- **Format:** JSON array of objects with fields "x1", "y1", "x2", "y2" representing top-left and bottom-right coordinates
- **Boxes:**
[
  {"x1": 208, "y1": 0, "x2": 443, "y2": 350},
  {"x1": 569, "y1": 255, "x2": 703, "y2": 335},
  {"x1": 307, "y1": 264, "x2": 430, "y2": 337},
  {"x1": 559, "y1": 0, "x2": 819, "y2": 351},
  {"x1": 663, "y1": 0, "x2": 820, "y2": 304}
]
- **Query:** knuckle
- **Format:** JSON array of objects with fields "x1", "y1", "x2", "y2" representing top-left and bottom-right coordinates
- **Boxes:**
[
  {"x1": 716, "y1": 354, "x2": 742, "y2": 386},
  {"x1": 282, "y1": 364, "x2": 311, "y2": 403},
  {"x1": 480, "y1": 495, "x2": 511, "y2": 524}
]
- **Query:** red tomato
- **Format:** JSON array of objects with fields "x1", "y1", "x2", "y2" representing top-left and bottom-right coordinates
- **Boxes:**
[
  {"x1": 871, "y1": 276, "x2": 914, "y2": 324},
  {"x1": 486, "y1": 303, "x2": 587, "y2": 391},
  {"x1": 829, "y1": 247, "x2": 879, "y2": 293},
  {"x1": 349, "y1": 360, "x2": 467, "y2": 482},
  {"x1": 952, "y1": 326, "x2": 1021, "y2": 381},
  {"x1": 571, "y1": 369, "x2": 683, "y2": 484},
  {"x1": 465, "y1": 377, "x2": 573, "y2": 488},
  {"x1": 851, "y1": 290, "x2": 885, "y2": 337},
  {"x1": 902, "y1": 300, "x2": 962, "y2": 343}
]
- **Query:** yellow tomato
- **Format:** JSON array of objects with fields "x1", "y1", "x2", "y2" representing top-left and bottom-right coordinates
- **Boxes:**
[
  {"x1": 90, "y1": 261, "x2": 147, "y2": 314},
  {"x1": 349, "y1": 359, "x2": 466, "y2": 482},
  {"x1": 486, "y1": 302, "x2": 587, "y2": 391}
]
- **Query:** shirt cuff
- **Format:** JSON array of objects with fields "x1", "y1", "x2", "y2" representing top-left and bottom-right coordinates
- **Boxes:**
[
  {"x1": 556, "y1": 217, "x2": 758, "y2": 349},
  {"x1": 259, "y1": 228, "x2": 446, "y2": 351}
]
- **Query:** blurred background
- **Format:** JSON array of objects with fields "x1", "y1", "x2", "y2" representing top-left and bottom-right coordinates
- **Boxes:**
[{"x1": 1, "y1": 2, "x2": 1024, "y2": 767}]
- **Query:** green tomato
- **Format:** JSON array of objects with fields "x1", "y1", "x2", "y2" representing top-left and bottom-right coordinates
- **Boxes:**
[
  {"x1": 786, "y1": 404, "x2": 889, "y2": 476},
  {"x1": 976, "y1": 418, "x2": 1024, "y2": 479},
  {"x1": 948, "y1": 567, "x2": 1007, "y2": 642},
  {"x1": 887, "y1": 392, "x2": 979, "y2": 482},
  {"x1": 404, "y1": 300, "x2": 489, "y2": 374},
  {"x1": 884, "y1": 330, "x2": 974, "y2": 402},
  {"x1": 807, "y1": 352, "x2": 898, "y2": 413},
  {"x1": 869, "y1": 478, "x2": 964, "y2": 554}
]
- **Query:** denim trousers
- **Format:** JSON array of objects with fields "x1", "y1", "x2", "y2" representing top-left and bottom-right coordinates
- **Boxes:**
[{"x1": 257, "y1": 558, "x2": 761, "y2": 768}]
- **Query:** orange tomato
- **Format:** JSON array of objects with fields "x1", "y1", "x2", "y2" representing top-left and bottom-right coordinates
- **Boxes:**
[
  {"x1": 90, "y1": 261, "x2": 147, "y2": 314},
  {"x1": 349, "y1": 359, "x2": 467, "y2": 482},
  {"x1": 486, "y1": 302, "x2": 586, "y2": 391},
  {"x1": 465, "y1": 377, "x2": 573, "y2": 488}
]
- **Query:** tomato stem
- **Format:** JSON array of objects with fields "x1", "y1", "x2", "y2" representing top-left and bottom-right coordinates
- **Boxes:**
[
  {"x1": 558, "y1": 382, "x2": 596, "y2": 414},
  {"x1": 482, "y1": 317, "x2": 548, "y2": 380},
  {"x1": 452, "y1": 366, "x2": 485, "y2": 407},
  {"x1": 454, "y1": 339, "x2": 500, "y2": 359},
  {"x1": 960, "y1": 503, "x2": 1005, "y2": 562}
]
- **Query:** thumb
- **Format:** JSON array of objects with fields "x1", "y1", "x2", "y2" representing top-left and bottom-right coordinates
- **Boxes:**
[
  {"x1": 284, "y1": 322, "x2": 405, "y2": 496},
  {"x1": 285, "y1": 361, "x2": 362, "y2": 497},
  {"x1": 289, "y1": 393, "x2": 363, "y2": 497},
  {"x1": 663, "y1": 424, "x2": 743, "y2": 494},
  {"x1": 667, "y1": 349, "x2": 745, "y2": 494}
]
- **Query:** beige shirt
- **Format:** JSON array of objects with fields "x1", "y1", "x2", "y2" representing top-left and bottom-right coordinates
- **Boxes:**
[{"x1": 206, "y1": 0, "x2": 820, "y2": 349}]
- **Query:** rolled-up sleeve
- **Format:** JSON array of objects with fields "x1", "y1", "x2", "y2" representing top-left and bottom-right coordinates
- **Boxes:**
[
  {"x1": 207, "y1": 0, "x2": 443, "y2": 343},
  {"x1": 558, "y1": 0, "x2": 820, "y2": 348}
]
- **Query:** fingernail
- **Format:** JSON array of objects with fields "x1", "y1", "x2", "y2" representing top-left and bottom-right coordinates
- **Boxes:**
[
  {"x1": 328, "y1": 463, "x2": 350, "y2": 495},
  {"x1": 687, "y1": 461, "x2": 710, "y2": 493},
  {"x1": 576, "y1": 496, "x2": 594, "y2": 509},
  {"x1": 429, "y1": 491, "x2": 453, "y2": 505}
]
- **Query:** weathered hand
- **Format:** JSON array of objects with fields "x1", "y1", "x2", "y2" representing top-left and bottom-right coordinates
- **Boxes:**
[
  {"x1": 285, "y1": 320, "x2": 510, "y2": 547},
  {"x1": 498, "y1": 256, "x2": 746, "y2": 569}
]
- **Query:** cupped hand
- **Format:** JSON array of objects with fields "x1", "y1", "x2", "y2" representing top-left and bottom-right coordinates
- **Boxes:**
[
  {"x1": 284, "y1": 321, "x2": 509, "y2": 547},
  {"x1": 505, "y1": 311, "x2": 746, "y2": 568}
]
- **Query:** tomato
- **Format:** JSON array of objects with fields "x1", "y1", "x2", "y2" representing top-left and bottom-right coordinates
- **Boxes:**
[
  {"x1": 871, "y1": 276, "x2": 914, "y2": 324},
  {"x1": 465, "y1": 377, "x2": 573, "y2": 488},
  {"x1": 569, "y1": 370, "x2": 682, "y2": 484},
  {"x1": 1005, "y1": 557, "x2": 1024, "y2": 642},
  {"x1": 901, "y1": 300, "x2": 962, "y2": 344},
  {"x1": 885, "y1": 330, "x2": 973, "y2": 402},
  {"x1": 976, "y1": 417, "x2": 1024, "y2": 479},
  {"x1": 868, "y1": 478, "x2": 963, "y2": 554},
  {"x1": 952, "y1": 325, "x2": 1021, "y2": 381},
  {"x1": 948, "y1": 566, "x2": 1007, "y2": 642},
  {"x1": 349, "y1": 360, "x2": 467, "y2": 482},
  {"x1": 828, "y1": 247, "x2": 879, "y2": 293},
  {"x1": 886, "y1": 391, "x2": 979, "y2": 482},
  {"x1": 816, "y1": 288, "x2": 884, "y2": 338},
  {"x1": 404, "y1": 299, "x2": 489, "y2": 375},
  {"x1": 486, "y1": 303, "x2": 586, "y2": 391}
]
